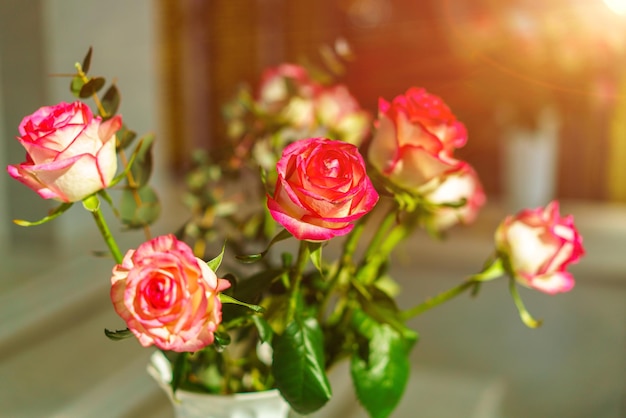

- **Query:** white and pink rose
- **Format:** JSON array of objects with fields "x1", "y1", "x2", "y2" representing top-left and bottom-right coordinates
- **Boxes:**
[
  {"x1": 495, "y1": 201, "x2": 585, "y2": 294},
  {"x1": 367, "y1": 87, "x2": 467, "y2": 194},
  {"x1": 424, "y1": 162, "x2": 486, "y2": 230},
  {"x1": 7, "y1": 101, "x2": 120, "y2": 202}
]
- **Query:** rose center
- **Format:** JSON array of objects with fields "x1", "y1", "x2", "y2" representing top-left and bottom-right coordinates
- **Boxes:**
[
  {"x1": 322, "y1": 157, "x2": 340, "y2": 178},
  {"x1": 144, "y1": 275, "x2": 173, "y2": 310}
]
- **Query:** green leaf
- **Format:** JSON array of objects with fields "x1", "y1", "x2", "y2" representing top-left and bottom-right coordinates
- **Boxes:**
[
  {"x1": 101, "y1": 84, "x2": 120, "y2": 119},
  {"x1": 129, "y1": 133, "x2": 156, "y2": 187},
  {"x1": 81, "y1": 46, "x2": 93, "y2": 73},
  {"x1": 236, "y1": 228, "x2": 292, "y2": 263},
  {"x1": 358, "y1": 286, "x2": 415, "y2": 340},
  {"x1": 13, "y1": 202, "x2": 73, "y2": 227},
  {"x1": 308, "y1": 241, "x2": 323, "y2": 273},
  {"x1": 230, "y1": 268, "x2": 287, "y2": 304},
  {"x1": 119, "y1": 185, "x2": 161, "y2": 228},
  {"x1": 97, "y1": 189, "x2": 120, "y2": 217},
  {"x1": 252, "y1": 316, "x2": 274, "y2": 343},
  {"x1": 109, "y1": 135, "x2": 144, "y2": 187},
  {"x1": 214, "y1": 330, "x2": 231, "y2": 347},
  {"x1": 350, "y1": 310, "x2": 417, "y2": 418},
  {"x1": 273, "y1": 315, "x2": 332, "y2": 414},
  {"x1": 219, "y1": 294, "x2": 265, "y2": 313},
  {"x1": 104, "y1": 327, "x2": 133, "y2": 341},
  {"x1": 206, "y1": 242, "x2": 226, "y2": 272},
  {"x1": 117, "y1": 124, "x2": 137, "y2": 149},
  {"x1": 79, "y1": 76, "x2": 106, "y2": 98},
  {"x1": 469, "y1": 257, "x2": 505, "y2": 282}
]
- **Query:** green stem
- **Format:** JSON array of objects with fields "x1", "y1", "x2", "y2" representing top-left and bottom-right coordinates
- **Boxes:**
[
  {"x1": 509, "y1": 278, "x2": 543, "y2": 328},
  {"x1": 91, "y1": 206, "x2": 123, "y2": 264},
  {"x1": 363, "y1": 205, "x2": 398, "y2": 261},
  {"x1": 287, "y1": 241, "x2": 310, "y2": 320},
  {"x1": 401, "y1": 279, "x2": 477, "y2": 320}
]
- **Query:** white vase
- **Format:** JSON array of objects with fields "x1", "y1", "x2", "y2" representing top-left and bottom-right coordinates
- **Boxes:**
[
  {"x1": 502, "y1": 106, "x2": 559, "y2": 211},
  {"x1": 147, "y1": 351, "x2": 291, "y2": 418}
]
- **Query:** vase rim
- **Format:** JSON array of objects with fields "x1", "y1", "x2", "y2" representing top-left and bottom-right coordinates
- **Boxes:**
[{"x1": 147, "y1": 351, "x2": 282, "y2": 401}]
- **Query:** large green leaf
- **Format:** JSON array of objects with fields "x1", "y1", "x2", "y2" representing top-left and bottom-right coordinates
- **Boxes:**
[
  {"x1": 350, "y1": 309, "x2": 417, "y2": 418},
  {"x1": 273, "y1": 315, "x2": 332, "y2": 414}
]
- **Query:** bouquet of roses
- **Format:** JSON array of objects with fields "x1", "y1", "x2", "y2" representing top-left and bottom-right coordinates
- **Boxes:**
[{"x1": 6, "y1": 48, "x2": 585, "y2": 417}]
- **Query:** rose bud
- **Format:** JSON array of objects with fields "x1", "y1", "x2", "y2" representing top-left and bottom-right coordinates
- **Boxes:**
[
  {"x1": 7, "y1": 101, "x2": 120, "y2": 202},
  {"x1": 495, "y1": 201, "x2": 585, "y2": 294}
]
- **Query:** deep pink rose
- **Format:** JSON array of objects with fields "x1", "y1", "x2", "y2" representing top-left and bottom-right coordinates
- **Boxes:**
[
  {"x1": 368, "y1": 87, "x2": 467, "y2": 193},
  {"x1": 425, "y1": 162, "x2": 485, "y2": 230},
  {"x1": 7, "y1": 101, "x2": 121, "y2": 202},
  {"x1": 495, "y1": 201, "x2": 585, "y2": 294},
  {"x1": 267, "y1": 137, "x2": 379, "y2": 241},
  {"x1": 110, "y1": 234, "x2": 231, "y2": 352}
]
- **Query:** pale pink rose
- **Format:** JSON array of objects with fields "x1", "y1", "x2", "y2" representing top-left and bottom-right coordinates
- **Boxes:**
[
  {"x1": 367, "y1": 87, "x2": 467, "y2": 193},
  {"x1": 495, "y1": 201, "x2": 585, "y2": 294},
  {"x1": 7, "y1": 101, "x2": 120, "y2": 202},
  {"x1": 257, "y1": 64, "x2": 319, "y2": 128},
  {"x1": 425, "y1": 162, "x2": 485, "y2": 230},
  {"x1": 267, "y1": 137, "x2": 379, "y2": 241},
  {"x1": 314, "y1": 85, "x2": 371, "y2": 146},
  {"x1": 110, "y1": 234, "x2": 231, "y2": 352}
]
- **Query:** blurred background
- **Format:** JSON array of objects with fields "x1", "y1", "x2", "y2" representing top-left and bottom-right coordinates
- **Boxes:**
[{"x1": 0, "y1": 0, "x2": 624, "y2": 417}]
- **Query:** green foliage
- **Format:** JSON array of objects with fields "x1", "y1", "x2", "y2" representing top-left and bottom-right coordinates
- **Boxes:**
[
  {"x1": 308, "y1": 241, "x2": 323, "y2": 273},
  {"x1": 104, "y1": 327, "x2": 133, "y2": 341},
  {"x1": 350, "y1": 309, "x2": 417, "y2": 418},
  {"x1": 206, "y1": 243, "x2": 226, "y2": 272},
  {"x1": 235, "y1": 228, "x2": 293, "y2": 263},
  {"x1": 70, "y1": 75, "x2": 85, "y2": 98},
  {"x1": 273, "y1": 314, "x2": 332, "y2": 414},
  {"x1": 252, "y1": 316, "x2": 274, "y2": 343},
  {"x1": 117, "y1": 124, "x2": 137, "y2": 149},
  {"x1": 119, "y1": 185, "x2": 160, "y2": 228},
  {"x1": 170, "y1": 352, "x2": 191, "y2": 396},
  {"x1": 13, "y1": 202, "x2": 73, "y2": 227},
  {"x1": 101, "y1": 84, "x2": 121, "y2": 119},
  {"x1": 81, "y1": 46, "x2": 93, "y2": 73},
  {"x1": 78, "y1": 76, "x2": 106, "y2": 98},
  {"x1": 129, "y1": 134, "x2": 155, "y2": 188}
]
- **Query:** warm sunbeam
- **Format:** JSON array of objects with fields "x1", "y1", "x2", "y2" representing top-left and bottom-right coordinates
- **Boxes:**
[{"x1": 604, "y1": 0, "x2": 626, "y2": 15}]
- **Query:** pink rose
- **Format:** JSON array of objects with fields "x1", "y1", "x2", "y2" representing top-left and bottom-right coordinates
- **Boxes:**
[
  {"x1": 7, "y1": 101, "x2": 121, "y2": 202},
  {"x1": 257, "y1": 64, "x2": 319, "y2": 128},
  {"x1": 367, "y1": 87, "x2": 467, "y2": 193},
  {"x1": 110, "y1": 234, "x2": 231, "y2": 352},
  {"x1": 495, "y1": 201, "x2": 585, "y2": 294},
  {"x1": 267, "y1": 137, "x2": 379, "y2": 241},
  {"x1": 314, "y1": 85, "x2": 371, "y2": 146},
  {"x1": 424, "y1": 163, "x2": 485, "y2": 230}
]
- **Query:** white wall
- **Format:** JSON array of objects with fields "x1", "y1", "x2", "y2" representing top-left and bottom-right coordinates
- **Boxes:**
[
  {"x1": 41, "y1": 0, "x2": 164, "y2": 253},
  {"x1": 0, "y1": 53, "x2": 8, "y2": 253}
]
